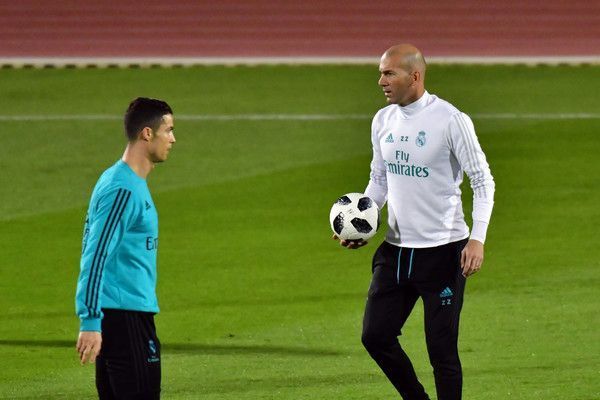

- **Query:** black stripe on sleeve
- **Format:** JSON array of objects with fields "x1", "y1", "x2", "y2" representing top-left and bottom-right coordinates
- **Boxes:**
[
  {"x1": 84, "y1": 189, "x2": 125, "y2": 311},
  {"x1": 85, "y1": 189, "x2": 131, "y2": 317},
  {"x1": 90, "y1": 190, "x2": 131, "y2": 314}
]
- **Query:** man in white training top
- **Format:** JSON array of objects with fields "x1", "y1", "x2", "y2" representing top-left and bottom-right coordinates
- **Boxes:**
[{"x1": 335, "y1": 44, "x2": 495, "y2": 400}]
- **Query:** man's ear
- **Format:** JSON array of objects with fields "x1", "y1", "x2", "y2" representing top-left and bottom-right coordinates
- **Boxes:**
[
  {"x1": 411, "y1": 70, "x2": 421, "y2": 85},
  {"x1": 139, "y1": 127, "x2": 153, "y2": 141}
]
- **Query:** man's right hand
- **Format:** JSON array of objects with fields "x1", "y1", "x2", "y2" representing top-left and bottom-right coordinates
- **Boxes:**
[
  {"x1": 76, "y1": 331, "x2": 102, "y2": 365},
  {"x1": 332, "y1": 234, "x2": 369, "y2": 249}
]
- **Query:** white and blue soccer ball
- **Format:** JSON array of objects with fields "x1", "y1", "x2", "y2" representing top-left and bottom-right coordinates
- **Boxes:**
[{"x1": 329, "y1": 193, "x2": 380, "y2": 241}]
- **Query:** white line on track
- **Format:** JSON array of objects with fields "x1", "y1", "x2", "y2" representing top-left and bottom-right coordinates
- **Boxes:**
[
  {"x1": 1, "y1": 56, "x2": 599, "y2": 66},
  {"x1": 0, "y1": 113, "x2": 599, "y2": 122}
]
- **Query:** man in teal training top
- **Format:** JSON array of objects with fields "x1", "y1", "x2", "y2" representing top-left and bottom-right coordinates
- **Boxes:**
[{"x1": 75, "y1": 97, "x2": 176, "y2": 399}]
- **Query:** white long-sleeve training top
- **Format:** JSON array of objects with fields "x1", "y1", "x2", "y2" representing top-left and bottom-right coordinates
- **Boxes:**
[{"x1": 365, "y1": 91, "x2": 495, "y2": 248}]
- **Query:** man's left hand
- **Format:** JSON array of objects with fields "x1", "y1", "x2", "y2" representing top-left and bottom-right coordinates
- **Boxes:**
[
  {"x1": 76, "y1": 331, "x2": 102, "y2": 365},
  {"x1": 461, "y1": 239, "x2": 484, "y2": 277}
]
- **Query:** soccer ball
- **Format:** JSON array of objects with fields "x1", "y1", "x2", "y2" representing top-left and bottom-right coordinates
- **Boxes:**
[{"x1": 329, "y1": 193, "x2": 380, "y2": 241}]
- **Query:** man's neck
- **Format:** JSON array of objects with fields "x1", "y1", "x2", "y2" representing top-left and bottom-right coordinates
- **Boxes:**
[
  {"x1": 399, "y1": 87, "x2": 425, "y2": 107},
  {"x1": 121, "y1": 144, "x2": 153, "y2": 179}
]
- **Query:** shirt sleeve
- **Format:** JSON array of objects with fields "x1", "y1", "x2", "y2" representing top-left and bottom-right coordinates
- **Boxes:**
[
  {"x1": 75, "y1": 187, "x2": 134, "y2": 331},
  {"x1": 364, "y1": 114, "x2": 388, "y2": 209},
  {"x1": 447, "y1": 112, "x2": 495, "y2": 243}
]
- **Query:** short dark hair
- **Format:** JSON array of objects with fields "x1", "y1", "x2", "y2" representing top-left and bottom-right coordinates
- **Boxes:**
[{"x1": 124, "y1": 97, "x2": 173, "y2": 141}]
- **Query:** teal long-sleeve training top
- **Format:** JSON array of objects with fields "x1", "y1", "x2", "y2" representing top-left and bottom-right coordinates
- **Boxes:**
[{"x1": 75, "y1": 160, "x2": 159, "y2": 332}]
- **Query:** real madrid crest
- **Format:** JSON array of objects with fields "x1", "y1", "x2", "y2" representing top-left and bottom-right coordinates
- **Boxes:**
[{"x1": 416, "y1": 131, "x2": 427, "y2": 147}]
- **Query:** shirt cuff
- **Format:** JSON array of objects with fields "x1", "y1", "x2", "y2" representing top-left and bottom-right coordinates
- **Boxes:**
[
  {"x1": 470, "y1": 220, "x2": 489, "y2": 244},
  {"x1": 80, "y1": 318, "x2": 102, "y2": 332}
]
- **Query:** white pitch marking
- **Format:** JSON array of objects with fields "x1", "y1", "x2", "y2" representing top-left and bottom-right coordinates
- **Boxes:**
[{"x1": 0, "y1": 113, "x2": 599, "y2": 122}]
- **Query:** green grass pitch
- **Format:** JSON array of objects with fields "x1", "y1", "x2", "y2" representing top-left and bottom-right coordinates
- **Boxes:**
[{"x1": 0, "y1": 64, "x2": 599, "y2": 399}]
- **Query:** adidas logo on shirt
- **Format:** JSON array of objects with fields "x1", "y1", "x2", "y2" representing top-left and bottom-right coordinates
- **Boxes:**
[
  {"x1": 145, "y1": 201, "x2": 152, "y2": 210},
  {"x1": 385, "y1": 133, "x2": 394, "y2": 143}
]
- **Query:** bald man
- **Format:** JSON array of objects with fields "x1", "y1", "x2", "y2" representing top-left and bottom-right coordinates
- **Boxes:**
[{"x1": 336, "y1": 45, "x2": 494, "y2": 399}]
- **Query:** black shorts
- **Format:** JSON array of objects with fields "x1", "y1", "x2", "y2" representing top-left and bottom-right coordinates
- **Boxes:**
[{"x1": 96, "y1": 309, "x2": 161, "y2": 400}]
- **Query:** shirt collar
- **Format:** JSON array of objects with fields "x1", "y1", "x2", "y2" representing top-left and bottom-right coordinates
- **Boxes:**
[{"x1": 398, "y1": 91, "x2": 431, "y2": 118}]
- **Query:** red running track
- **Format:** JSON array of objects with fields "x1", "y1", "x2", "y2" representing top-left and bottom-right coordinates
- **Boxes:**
[{"x1": 0, "y1": 0, "x2": 598, "y2": 57}]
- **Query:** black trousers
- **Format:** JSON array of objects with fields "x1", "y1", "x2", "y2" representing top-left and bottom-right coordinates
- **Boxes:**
[
  {"x1": 96, "y1": 309, "x2": 161, "y2": 400},
  {"x1": 362, "y1": 239, "x2": 468, "y2": 400}
]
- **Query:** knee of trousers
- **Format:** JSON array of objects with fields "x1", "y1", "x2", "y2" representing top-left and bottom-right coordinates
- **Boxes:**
[
  {"x1": 428, "y1": 354, "x2": 461, "y2": 376},
  {"x1": 361, "y1": 331, "x2": 398, "y2": 353}
]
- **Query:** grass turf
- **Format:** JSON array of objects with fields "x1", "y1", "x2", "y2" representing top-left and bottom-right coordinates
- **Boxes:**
[{"x1": 0, "y1": 65, "x2": 599, "y2": 399}]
